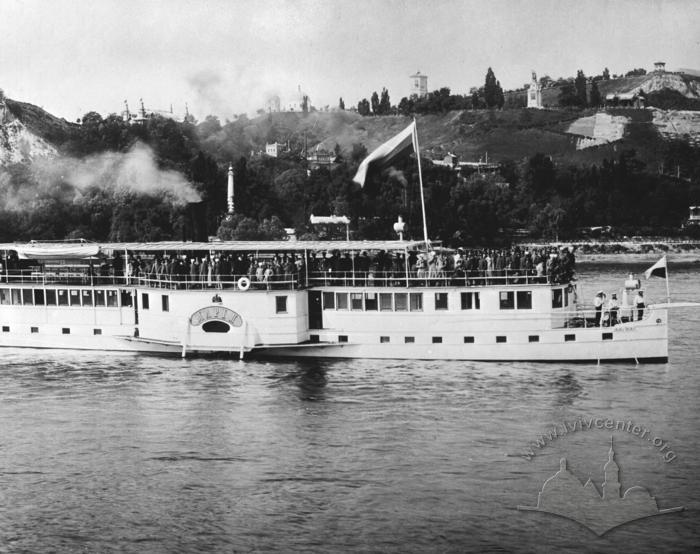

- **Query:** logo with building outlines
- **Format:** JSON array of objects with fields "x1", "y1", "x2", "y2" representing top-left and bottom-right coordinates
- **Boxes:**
[{"x1": 518, "y1": 437, "x2": 683, "y2": 536}]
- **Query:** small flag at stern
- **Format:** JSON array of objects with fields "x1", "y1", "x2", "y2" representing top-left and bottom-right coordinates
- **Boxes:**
[{"x1": 644, "y1": 255, "x2": 667, "y2": 279}]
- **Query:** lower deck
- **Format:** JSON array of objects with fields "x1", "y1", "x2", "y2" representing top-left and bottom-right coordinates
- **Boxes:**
[{"x1": 0, "y1": 282, "x2": 669, "y2": 362}]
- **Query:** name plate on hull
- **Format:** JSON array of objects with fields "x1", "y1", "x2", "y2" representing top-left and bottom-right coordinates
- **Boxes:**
[{"x1": 190, "y1": 306, "x2": 243, "y2": 327}]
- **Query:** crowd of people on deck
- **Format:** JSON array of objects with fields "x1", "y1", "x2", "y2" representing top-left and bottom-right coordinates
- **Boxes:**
[{"x1": 2, "y1": 245, "x2": 577, "y2": 288}]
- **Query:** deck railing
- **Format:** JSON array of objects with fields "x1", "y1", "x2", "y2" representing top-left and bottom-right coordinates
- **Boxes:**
[
  {"x1": 1, "y1": 268, "x2": 570, "y2": 289},
  {"x1": 306, "y1": 269, "x2": 556, "y2": 287}
]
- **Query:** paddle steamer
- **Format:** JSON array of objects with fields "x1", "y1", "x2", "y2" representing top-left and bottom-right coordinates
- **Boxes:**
[{"x1": 0, "y1": 240, "x2": 668, "y2": 362}]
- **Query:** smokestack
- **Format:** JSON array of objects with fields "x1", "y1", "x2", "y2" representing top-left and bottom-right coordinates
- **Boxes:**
[{"x1": 227, "y1": 163, "x2": 234, "y2": 215}]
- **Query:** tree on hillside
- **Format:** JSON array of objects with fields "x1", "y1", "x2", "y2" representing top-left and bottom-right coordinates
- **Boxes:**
[
  {"x1": 471, "y1": 88, "x2": 480, "y2": 109},
  {"x1": 302, "y1": 95, "x2": 309, "y2": 114},
  {"x1": 379, "y1": 88, "x2": 391, "y2": 114},
  {"x1": 357, "y1": 98, "x2": 370, "y2": 116},
  {"x1": 484, "y1": 68, "x2": 503, "y2": 108},
  {"x1": 397, "y1": 96, "x2": 413, "y2": 115},
  {"x1": 602, "y1": 67, "x2": 610, "y2": 80},
  {"x1": 559, "y1": 82, "x2": 581, "y2": 107},
  {"x1": 371, "y1": 91, "x2": 380, "y2": 115},
  {"x1": 339, "y1": 97, "x2": 345, "y2": 110},
  {"x1": 575, "y1": 70, "x2": 588, "y2": 107},
  {"x1": 625, "y1": 68, "x2": 647, "y2": 77},
  {"x1": 590, "y1": 79, "x2": 602, "y2": 107}
]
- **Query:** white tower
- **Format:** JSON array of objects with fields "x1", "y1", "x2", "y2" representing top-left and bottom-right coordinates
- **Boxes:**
[
  {"x1": 528, "y1": 71, "x2": 543, "y2": 109},
  {"x1": 227, "y1": 164, "x2": 234, "y2": 215},
  {"x1": 410, "y1": 71, "x2": 428, "y2": 98}
]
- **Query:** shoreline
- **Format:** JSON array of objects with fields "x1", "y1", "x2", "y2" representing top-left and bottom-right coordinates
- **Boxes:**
[{"x1": 520, "y1": 240, "x2": 700, "y2": 263}]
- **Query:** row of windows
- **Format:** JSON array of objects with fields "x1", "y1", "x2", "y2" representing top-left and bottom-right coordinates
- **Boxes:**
[
  {"x1": 0, "y1": 288, "x2": 175, "y2": 313},
  {"x1": 1, "y1": 326, "x2": 103, "y2": 335},
  {"x1": 322, "y1": 291, "x2": 482, "y2": 312},
  {"x1": 0, "y1": 288, "x2": 126, "y2": 307},
  {"x1": 308, "y1": 332, "x2": 613, "y2": 344},
  {"x1": 322, "y1": 289, "x2": 567, "y2": 312}
]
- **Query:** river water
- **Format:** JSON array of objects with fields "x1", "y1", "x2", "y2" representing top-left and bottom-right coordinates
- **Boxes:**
[{"x1": 1, "y1": 260, "x2": 699, "y2": 553}]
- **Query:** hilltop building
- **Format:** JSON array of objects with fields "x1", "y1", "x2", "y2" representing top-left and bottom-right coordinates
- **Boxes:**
[
  {"x1": 654, "y1": 61, "x2": 666, "y2": 73},
  {"x1": 263, "y1": 86, "x2": 310, "y2": 113},
  {"x1": 527, "y1": 71, "x2": 543, "y2": 109},
  {"x1": 122, "y1": 98, "x2": 181, "y2": 124},
  {"x1": 410, "y1": 71, "x2": 428, "y2": 98},
  {"x1": 265, "y1": 142, "x2": 288, "y2": 157}
]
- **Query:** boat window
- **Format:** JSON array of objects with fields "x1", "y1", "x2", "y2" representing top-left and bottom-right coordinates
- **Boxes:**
[
  {"x1": 22, "y1": 289, "x2": 33, "y2": 305},
  {"x1": 435, "y1": 292, "x2": 448, "y2": 310},
  {"x1": 162, "y1": 294, "x2": 170, "y2": 312},
  {"x1": 602, "y1": 332, "x2": 613, "y2": 341},
  {"x1": 395, "y1": 293, "x2": 408, "y2": 311},
  {"x1": 202, "y1": 321, "x2": 230, "y2": 333},
  {"x1": 82, "y1": 290, "x2": 93, "y2": 306},
  {"x1": 93, "y1": 329, "x2": 102, "y2": 335},
  {"x1": 460, "y1": 292, "x2": 480, "y2": 310},
  {"x1": 70, "y1": 290, "x2": 81, "y2": 306},
  {"x1": 552, "y1": 289, "x2": 563, "y2": 308},
  {"x1": 141, "y1": 293, "x2": 150, "y2": 310},
  {"x1": 62, "y1": 328, "x2": 70, "y2": 334},
  {"x1": 120, "y1": 290, "x2": 131, "y2": 307},
  {"x1": 57, "y1": 290, "x2": 68, "y2": 306},
  {"x1": 339, "y1": 335, "x2": 348, "y2": 343},
  {"x1": 379, "y1": 293, "x2": 393, "y2": 311},
  {"x1": 336, "y1": 292, "x2": 348, "y2": 310},
  {"x1": 94, "y1": 290, "x2": 106, "y2": 306},
  {"x1": 323, "y1": 292, "x2": 335, "y2": 309},
  {"x1": 365, "y1": 293, "x2": 378, "y2": 311},
  {"x1": 405, "y1": 336, "x2": 415, "y2": 343},
  {"x1": 464, "y1": 336, "x2": 475, "y2": 343},
  {"x1": 432, "y1": 336, "x2": 442, "y2": 343},
  {"x1": 496, "y1": 335, "x2": 507, "y2": 343},
  {"x1": 31, "y1": 327, "x2": 39, "y2": 333},
  {"x1": 517, "y1": 291, "x2": 532, "y2": 310},
  {"x1": 34, "y1": 289, "x2": 45, "y2": 305},
  {"x1": 565, "y1": 334, "x2": 576, "y2": 342},
  {"x1": 2, "y1": 326, "x2": 9, "y2": 332},
  {"x1": 350, "y1": 293, "x2": 363, "y2": 310},
  {"x1": 564, "y1": 288, "x2": 569, "y2": 306},
  {"x1": 0, "y1": 288, "x2": 9, "y2": 305},
  {"x1": 410, "y1": 293, "x2": 423, "y2": 311},
  {"x1": 107, "y1": 290, "x2": 119, "y2": 307},
  {"x1": 45, "y1": 289, "x2": 56, "y2": 305},
  {"x1": 380, "y1": 336, "x2": 390, "y2": 343},
  {"x1": 12, "y1": 289, "x2": 22, "y2": 305},
  {"x1": 529, "y1": 335, "x2": 540, "y2": 342},
  {"x1": 276, "y1": 296, "x2": 287, "y2": 313},
  {"x1": 499, "y1": 291, "x2": 515, "y2": 310}
]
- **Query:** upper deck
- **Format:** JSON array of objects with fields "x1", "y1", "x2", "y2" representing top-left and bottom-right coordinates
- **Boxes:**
[{"x1": 0, "y1": 240, "x2": 575, "y2": 291}]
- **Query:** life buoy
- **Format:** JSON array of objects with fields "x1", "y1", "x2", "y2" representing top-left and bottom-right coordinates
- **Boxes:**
[{"x1": 237, "y1": 277, "x2": 251, "y2": 291}]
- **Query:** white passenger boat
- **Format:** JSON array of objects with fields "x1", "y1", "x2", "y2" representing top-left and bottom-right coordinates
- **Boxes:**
[{"x1": 0, "y1": 240, "x2": 669, "y2": 362}]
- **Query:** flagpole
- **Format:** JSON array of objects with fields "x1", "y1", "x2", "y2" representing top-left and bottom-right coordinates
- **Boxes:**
[{"x1": 412, "y1": 118, "x2": 430, "y2": 251}]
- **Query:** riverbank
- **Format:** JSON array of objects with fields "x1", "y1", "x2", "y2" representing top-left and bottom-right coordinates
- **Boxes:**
[{"x1": 521, "y1": 240, "x2": 700, "y2": 263}]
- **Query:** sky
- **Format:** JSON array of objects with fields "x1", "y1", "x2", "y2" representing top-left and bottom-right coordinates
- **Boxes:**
[{"x1": 1, "y1": 0, "x2": 698, "y2": 122}]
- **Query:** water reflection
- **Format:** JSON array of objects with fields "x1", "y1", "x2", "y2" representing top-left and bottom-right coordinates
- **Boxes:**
[
  {"x1": 552, "y1": 370, "x2": 583, "y2": 405},
  {"x1": 296, "y1": 362, "x2": 328, "y2": 401}
]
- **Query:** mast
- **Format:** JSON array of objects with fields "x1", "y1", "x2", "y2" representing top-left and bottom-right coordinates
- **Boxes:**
[{"x1": 412, "y1": 118, "x2": 430, "y2": 250}]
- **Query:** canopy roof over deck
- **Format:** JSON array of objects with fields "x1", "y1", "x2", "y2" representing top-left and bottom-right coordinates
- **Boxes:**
[{"x1": 0, "y1": 240, "x2": 428, "y2": 259}]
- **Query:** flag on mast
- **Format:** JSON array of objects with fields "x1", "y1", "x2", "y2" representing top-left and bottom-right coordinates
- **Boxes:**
[
  {"x1": 644, "y1": 255, "x2": 667, "y2": 279},
  {"x1": 352, "y1": 121, "x2": 417, "y2": 187}
]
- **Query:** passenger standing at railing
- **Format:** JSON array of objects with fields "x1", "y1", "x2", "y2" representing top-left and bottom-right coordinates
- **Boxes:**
[
  {"x1": 634, "y1": 290, "x2": 645, "y2": 321},
  {"x1": 594, "y1": 291, "x2": 605, "y2": 326}
]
